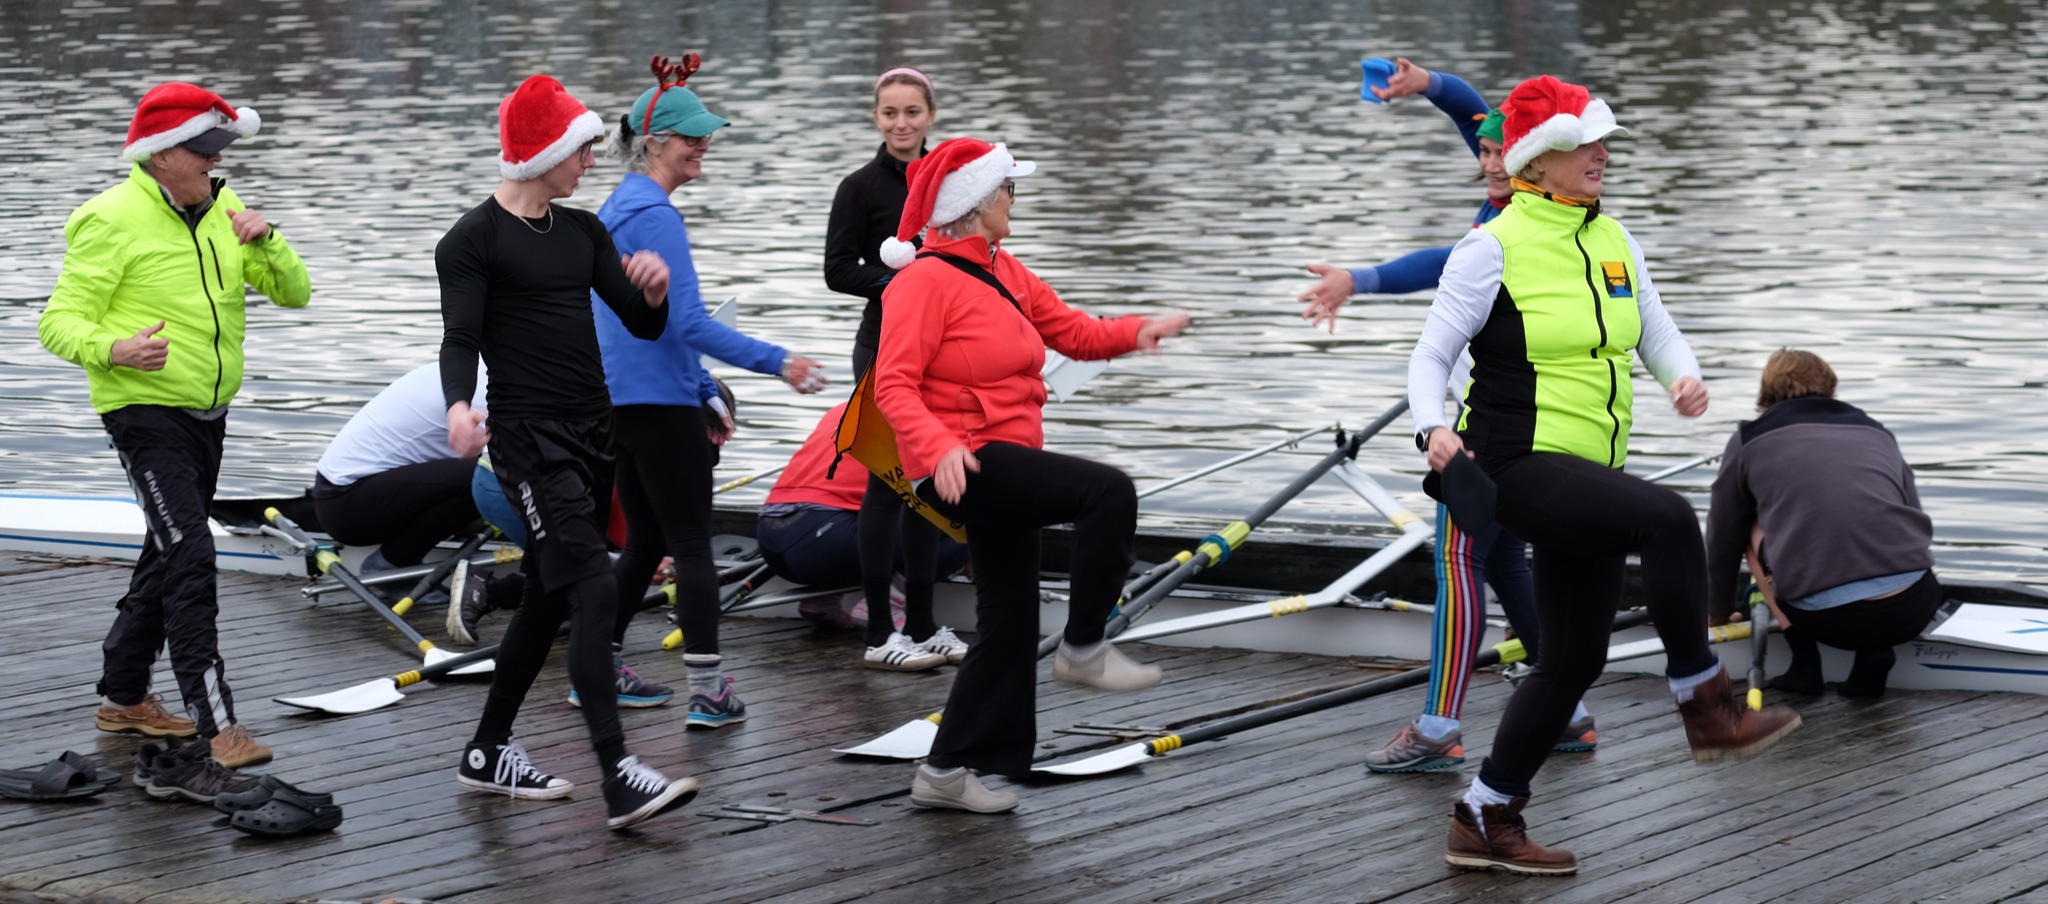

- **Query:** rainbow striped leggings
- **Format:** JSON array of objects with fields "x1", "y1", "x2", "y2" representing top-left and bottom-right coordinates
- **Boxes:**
[{"x1": 1421, "y1": 502, "x2": 1539, "y2": 720}]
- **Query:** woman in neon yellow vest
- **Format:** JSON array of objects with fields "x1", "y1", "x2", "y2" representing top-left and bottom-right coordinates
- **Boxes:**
[{"x1": 1407, "y1": 76, "x2": 1801, "y2": 877}]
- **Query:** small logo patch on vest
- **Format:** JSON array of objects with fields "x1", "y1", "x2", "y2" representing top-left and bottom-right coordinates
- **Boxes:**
[{"x1": 1601, "y1": 261, "x2": 1633, "y2": 298}]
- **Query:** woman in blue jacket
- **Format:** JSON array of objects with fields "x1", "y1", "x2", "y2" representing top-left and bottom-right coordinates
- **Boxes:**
[{"x1": 593, "y1": 59, "x2": 827, "y2": 726}]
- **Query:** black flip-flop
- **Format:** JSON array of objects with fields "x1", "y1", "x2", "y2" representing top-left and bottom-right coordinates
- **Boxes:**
[
  {"x1": 0, "y1": 752, "x2": 119, "y2": 801},
  {"x1": 229, "y1": 785, "x2": 343, "y2": 837},
  {"x1": 1440, "y1": 453, "x2": 1498, "y2": 535}
]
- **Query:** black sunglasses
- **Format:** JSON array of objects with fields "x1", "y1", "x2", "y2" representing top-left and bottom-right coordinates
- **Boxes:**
[{"x1": 1002, "y1": 180, "x2": 1016, "y2": 197}]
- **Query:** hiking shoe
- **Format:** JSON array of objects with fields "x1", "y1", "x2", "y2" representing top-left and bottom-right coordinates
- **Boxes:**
[
  {"x1": 1678, "y1": 668, "x2": 1802, "y2": 763},
  {"x1": 685, "y1": 676, "x2": 747, "y2": 729},
  {"x1": 457, "y1": 738, "x2": 573, "y2": 800},
  {"x1": 1052, "y1": 640, "x2": 1162, "y2": 692},
  {"x1": 602, "y1": 756, "x2": 698, "y2": 830},
  {"x1": 1364, "y1": 723, "x2": 1465, "y2": 773},
  {"x1": 446, "y1": 559, "x2": 490, "y2": 645},
  {"x1": 918, "y1": 626, "x2": 970, "y2": 665},
  {"x1": 145, "y1": 740, "x2": 260, "y2": 804},
  {"x1": 1446, "y1": 798, "x2": 1578, "y2": 876},
  {"x1": 910, "y1": 765, "x2": 1018, "y2": 814},
  {"x1": 211, "y1": 723, "x2": 273, "y2": 768},
  {"x1": 95, "y1": 693, "x2": 196, "y2": 737},
  {"x1": 132, "y1": 737, "x2": 186, "y2": 787},
  {"x1": 1554, "y1": 714, "x2": 1598, "y2": 753},
  {"x1": 865, "y1": 632, "x2": 946, "y2": 671},
  {"x1": 569, "y1": 658, "x2": 674, "y2": 709}
]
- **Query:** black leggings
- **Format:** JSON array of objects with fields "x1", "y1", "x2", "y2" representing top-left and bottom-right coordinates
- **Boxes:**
[
  {"x1": 1478, "y1": 452, "x2": 1721, "y2": 799},
  {"x1": 917, "y1": 443, "x2": 1136, "y2": 776},
  {"x1": 853, "y1": 340, "x2": 942, "y2": 645},
  {"x1": 612, "y1": 405, "x2": 720, "y2": 656},
  {"x1": 312, "y1": 457, "x2": 480, "y2": 566}
]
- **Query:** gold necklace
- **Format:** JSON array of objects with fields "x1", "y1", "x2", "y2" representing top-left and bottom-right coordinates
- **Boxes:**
[{"x1": 510, "y1": 204, "x2": 554, "y2": 235}]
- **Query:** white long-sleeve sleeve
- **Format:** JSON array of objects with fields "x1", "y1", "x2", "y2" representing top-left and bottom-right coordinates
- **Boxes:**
[
  {"x1": 1621, "y1": 224, "x2": 1699, "y2": 388},
  {"x1": 1407, "y1": 230, "x2": 1504, "y2": 436}
]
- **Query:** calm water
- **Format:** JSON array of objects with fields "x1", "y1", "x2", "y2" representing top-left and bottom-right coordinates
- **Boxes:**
[{"x1": 1, "y1": 0, "x2": 2044, "y2": 581}]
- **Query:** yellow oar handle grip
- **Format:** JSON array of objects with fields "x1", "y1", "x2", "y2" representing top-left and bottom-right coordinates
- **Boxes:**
[
  {"x1": 661, "y1": 628, "x2": 684, "y2": 651},
  {"x1": 314, "y1": 549, "x2": 342, "y2": 576},
  {"x1": 393, "y1": 597, "x2": 416, "y2": 616},
  {"x1": 924, "y1": 712, "x2": 943, "y2": 725},
  {"x1": 1708, "y1": 622, "x2": 1754, "y2": 644},
  {"x1": 1147, "y1": 735, "x2": 1184, "y2": 755},
  {"x1": 264, "y1": 506, "x2": 282, "y2": 523},
  {"x1": 1268, "y1": 595, "x2": 1310, "y2": 617},
  {"x1": 394, "y1": 670, "x2": 424, "y2": 689},
  {"x1": 1747, "y1": 688, "x2": 1763, "y2": 711},
  {"x1": 1494, "y1": 637, "x2": 1528, "y2": 665}
]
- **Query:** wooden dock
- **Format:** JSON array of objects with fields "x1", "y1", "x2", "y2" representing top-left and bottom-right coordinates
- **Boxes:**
[{"x1": 1, "y1": 551, "x2": 2045, "y2": 904}]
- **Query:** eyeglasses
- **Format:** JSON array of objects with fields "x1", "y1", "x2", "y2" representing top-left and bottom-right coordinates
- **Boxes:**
[{"x1": 1001, "y1": 180, "x2": 1016, "y2": 197}]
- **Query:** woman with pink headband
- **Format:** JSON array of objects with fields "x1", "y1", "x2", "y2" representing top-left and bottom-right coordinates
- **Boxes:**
[{"x1": 821, "y1": 66, "x2": 960, "y2": 672}]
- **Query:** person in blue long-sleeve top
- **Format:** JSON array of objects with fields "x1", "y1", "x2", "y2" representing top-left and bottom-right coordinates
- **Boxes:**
[
  {"x1": 590, "y1": 62, "x2": 828, "y2": 726},
  {"x1": 1297, "y1": 58, "x2": 1596, "y2": 775}
]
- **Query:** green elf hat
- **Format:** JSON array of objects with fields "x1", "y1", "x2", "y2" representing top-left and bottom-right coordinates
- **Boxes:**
[{"x1": 1476, "y1": 108, "x2": 1505, "y2": 143}]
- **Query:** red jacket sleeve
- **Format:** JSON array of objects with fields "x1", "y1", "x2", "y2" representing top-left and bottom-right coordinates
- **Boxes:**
[{"x1": 1003, "y1": 253, "x2": 1144, "y2": 360}]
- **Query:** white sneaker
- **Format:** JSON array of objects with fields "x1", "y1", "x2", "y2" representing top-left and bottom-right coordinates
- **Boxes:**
[
  {"x1": 1052, "y1": 640, "x2": 1162, "y2": 692},
  {"x1": 864, "y1": 632, "x2": 946, "y2": 671},
  {"x1": 910, "y1": 765, "x2": 1017, "y2": 813},
  {"x1": 918, "y1": 626, "x2": 969, "y2": 665}
]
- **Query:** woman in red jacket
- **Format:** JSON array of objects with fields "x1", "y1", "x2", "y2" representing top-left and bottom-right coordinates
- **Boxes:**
[{"x1": 871, "y1": 137, "x2": 1190, "y2": 813}]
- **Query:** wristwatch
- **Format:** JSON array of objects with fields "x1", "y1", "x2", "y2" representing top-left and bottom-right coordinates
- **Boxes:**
[{"x1": 1415, "y1": 427, "x2": 1439, "y2": 452}]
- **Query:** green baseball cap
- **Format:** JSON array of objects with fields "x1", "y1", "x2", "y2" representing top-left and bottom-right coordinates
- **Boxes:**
[
  {"x1": 1476, "y1": 108, "x2": 1505, "y2": 143},
  {"x1": 629, "y1": 84, "x2": 729, "y2": 138}
]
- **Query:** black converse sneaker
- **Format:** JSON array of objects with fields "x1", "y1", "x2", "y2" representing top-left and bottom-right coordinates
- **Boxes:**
[
  {"x1": 457, "y1": 739, "x2": 573, "y2": 800},
  {"x1": 601, "y1": 755, "x2": 698, "y2": 830}
]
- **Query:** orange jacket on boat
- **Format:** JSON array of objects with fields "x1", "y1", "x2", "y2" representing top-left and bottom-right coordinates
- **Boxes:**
[
  {"x1": 874, "y1": 233, "x2": 1143, "y2": 481},
  {"x1": 766, "y1": 403, "x2": 867, "y2": 511}
]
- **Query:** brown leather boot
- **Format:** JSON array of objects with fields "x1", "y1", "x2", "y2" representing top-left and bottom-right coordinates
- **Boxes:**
[
  {"x1": 1678, "y1": 667, "x2": 1802, "y2": 763},
  {"x1": 1445, "y1": 798, "x2": 1578, "y2": 876}
]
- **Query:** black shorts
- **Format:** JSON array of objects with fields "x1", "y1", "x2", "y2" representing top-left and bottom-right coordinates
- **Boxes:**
[{"x1": 486, "y1": 415, "x2": 616, "y2": 594}]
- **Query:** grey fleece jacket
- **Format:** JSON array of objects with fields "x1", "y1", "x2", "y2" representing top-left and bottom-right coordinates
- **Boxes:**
[{"x1": 1704, "y1": 395, "x2": 1934, "y2": 617}]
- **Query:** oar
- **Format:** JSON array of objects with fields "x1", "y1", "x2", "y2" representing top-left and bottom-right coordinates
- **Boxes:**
[
  {"x1": 1035, "y1": 609, "x2": 1665, "y2": 776},
  {"x1": 265, "y1": 508, "x2": 495, "y2": 677},
  {"x1": 1134, "y1": 424, "x2": 1334, "y2": 500},
  {"x1": 831, "y1": 545, "x2": 1191, "y2": 760},
  {"x1": 660, "y1": 561, "x2": 775, "y2": 651},
  {"x1": 302, "y1": 547, "x2": 524, "y2": 598},
  {"x1": 836, "y1": 399, "x2": 1412, "y2": 760},
  {"x1": 1115, "y1": 448, "x2": 1704, "y2": 645},
  {"x1": 713, "y1": 463, "x2": 789, "y2": 496},
  {"x1": 1083, "y1": 399, "x2": 1410, "y2": 650},
  {"x1": 274, "y1": 583, "x2": 678, "y2": 715},
  {"x1": 389, "y1": 528, "x2": 495, "y2": 616},
  {"x1": 1747, "y1": 597, "x2": 1772, "y2": 711},
  {"x1": 1111, "y1": 461, "x2": 1430, "y2": 645}
]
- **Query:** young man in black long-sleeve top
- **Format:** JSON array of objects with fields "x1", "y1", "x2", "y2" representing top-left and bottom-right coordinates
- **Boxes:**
[{"x1": 439, "y1": 74, "x2": 698, "y2": 831}]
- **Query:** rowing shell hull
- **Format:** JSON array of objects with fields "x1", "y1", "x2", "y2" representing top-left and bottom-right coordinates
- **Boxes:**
[{"x1": 10, "y1": 493, "x2": 2048, "y2": 695}]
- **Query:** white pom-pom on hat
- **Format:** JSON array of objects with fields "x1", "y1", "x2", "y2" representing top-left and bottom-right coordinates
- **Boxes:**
[{"x1": 880, "y1": 236, "x2": 919, "y2": 269}]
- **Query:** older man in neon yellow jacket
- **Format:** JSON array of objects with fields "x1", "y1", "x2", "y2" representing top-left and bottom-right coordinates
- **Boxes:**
[{"x1": 39, "y1": 82, "x2": 310, "y2": 780}]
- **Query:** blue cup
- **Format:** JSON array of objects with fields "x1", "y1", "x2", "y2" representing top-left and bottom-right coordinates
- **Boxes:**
[{"x1": 1360, "y1": 57, "x2": 1396, "y2": 103}]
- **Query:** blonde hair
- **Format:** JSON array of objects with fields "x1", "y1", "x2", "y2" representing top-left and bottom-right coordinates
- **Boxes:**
[{"x1": 1756, "y1": 348, "x2": 1837, "y2": 412}]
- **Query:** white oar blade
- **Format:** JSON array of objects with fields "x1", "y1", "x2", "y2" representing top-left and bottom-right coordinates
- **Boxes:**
[
  {"x1": 1033, "y1": 742, "x2": 1154, "y2": 776},
  {"x1": 833, "y1": 716, "x2": 939, "y2": 759},
  {"x1": 425, "y1": 647, "x2": 496, "y2": 676},
  {"x1": 1041, "y1": 351, "x2": 1109, "y2": 403},
  {"x1": 274, "y1": 678, "x2": 405, "y2": 715}
]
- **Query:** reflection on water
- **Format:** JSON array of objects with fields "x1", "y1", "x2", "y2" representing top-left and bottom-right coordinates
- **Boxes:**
[{"x1": 1, "y1": 0, "x2": 2044, "y2": 581}]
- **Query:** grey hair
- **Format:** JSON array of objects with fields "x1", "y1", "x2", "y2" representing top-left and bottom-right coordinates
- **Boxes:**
[
  {"x1": 609, "y1": 129, "x2": 674, "y2": 174},
  {"x1": 933, "y1": 187, "x2": 1005, "y2": 240}
]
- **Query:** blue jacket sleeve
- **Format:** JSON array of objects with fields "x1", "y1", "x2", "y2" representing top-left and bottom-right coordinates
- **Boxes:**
[
  {"x1": 1350, "y1": 245, "x2": 1454, "y2": 297},
  {"x1": 630, "y1": 207, "x2": 788, "y2": 377},
  {"x1": 1425, "y1": 71, "x2": 1491, "y2": 159}
]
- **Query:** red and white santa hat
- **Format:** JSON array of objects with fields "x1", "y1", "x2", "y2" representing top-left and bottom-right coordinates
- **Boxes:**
[
  {"x1": 879, "y1": 137, "x2": 1035, "y2": 269},
  {"x1": 497, "y1": 75, "x2": 606, "y2": 181},
  {"x1": 122, "y1": 82, "x2": 260, "y2": 162},
  {"x1": 1500, "y1": 75, "x2": 1628, "y2": 177}
]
